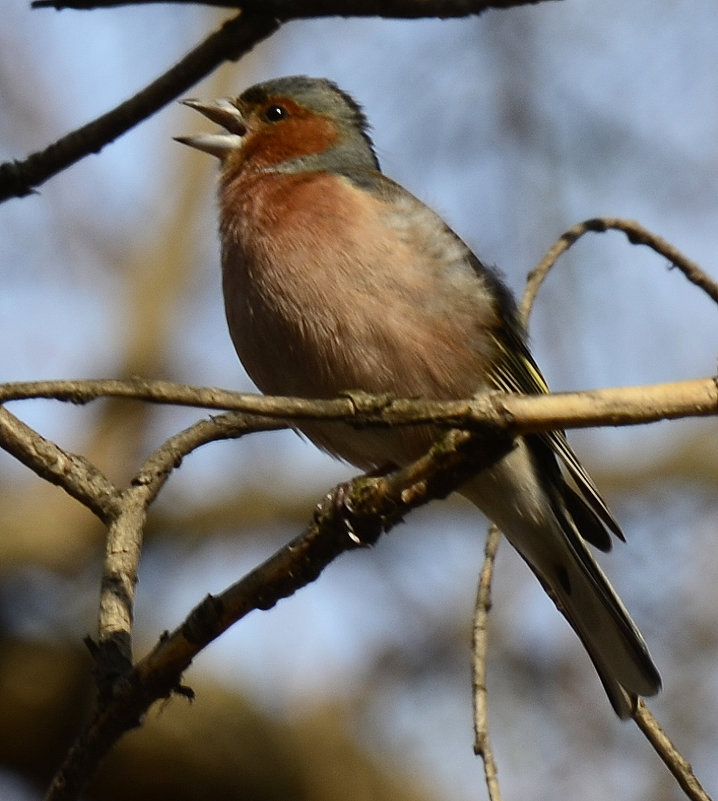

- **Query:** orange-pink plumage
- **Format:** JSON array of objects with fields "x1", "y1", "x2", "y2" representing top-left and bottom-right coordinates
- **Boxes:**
[{"x1": 177, "y1": 75, "x2": 661, "y2": 716}]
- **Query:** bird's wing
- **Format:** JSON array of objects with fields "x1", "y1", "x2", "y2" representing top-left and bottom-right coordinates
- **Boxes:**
[
  {"x1": 485, "y1": 295, "x2": 624, "y2": 549},
  {"x1": 338, "y1": 170, "x2": 623, "y2": 549}
]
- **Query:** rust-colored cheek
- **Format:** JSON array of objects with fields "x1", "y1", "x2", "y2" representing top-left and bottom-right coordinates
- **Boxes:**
[{"x1": 240, "y1": 115, "x2": 340, "y2": 170}]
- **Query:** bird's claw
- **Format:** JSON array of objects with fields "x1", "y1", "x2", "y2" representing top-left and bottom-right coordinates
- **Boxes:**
[
  {"x1": 315, "y1": 481, "x2": 361, "y2": 543},
  {"x1": 315, "y1": 478, "x2": 389, "y2": 547}
]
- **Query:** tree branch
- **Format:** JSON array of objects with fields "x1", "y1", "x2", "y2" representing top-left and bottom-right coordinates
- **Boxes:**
[
  {"x1": 4, "y1": 372, "x2": 716, "y2": 729},
  {"x1": 522, "y1": 217, "x2": 718, "y2": 320},
  {"x1": 92, "y1": 411, "x2": 291, "y2": 696},
  {"x1": 32, "y1": 0, "x2": 555, "y2": 16},
  {"x1": 5, "y1": 0, "x2": 557, "y2": 201},
  {"x1": 43, "y1": 426, "x2": 513, "y2": 801},
  {"x1": 0, "y1": 406, "x2": 120, "y2": 521},
  {"x1": 2, "y1": 376, "x2": 717, "y2": 433},
  {"x1": 633, "y1": 701, "x2": 712, "y2": 801},
  {"x1": 472, "y1": 524, "x2": 503, "y2": 801},
  {"x1": 0, "y1": 11, "x2": 279, "y2": 202}
]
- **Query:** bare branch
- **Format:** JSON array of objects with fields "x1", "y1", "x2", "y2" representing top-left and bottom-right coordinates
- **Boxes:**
[
  {"x1": 130, "y1": 411, "x2": 287, "y2": 502},
  {"x1": 0, "y1": 11, "x2": 279, "y2": 202},
  {"x1": 632, "y1": 701, "x2": 713, "y2": 801},
  {"x1": 522, "y1": 217, "x2": 718, "y2": 320},
  {"x1": 2, "y1": 376, "x2": 717, "y2": 433},
  {"x1": 472, "y1": 524, "x2": 503, "y2": 801},
  {"x1": 0, "y1": 377, "x2": 364, "y2": 420},
  {"x1": 31, "y1": 375, "x2": 718, "y2": 800},
  {"x1": 93, "y1": 411, "x2": 290, "y2": 694},
  {"x1": 0, "y1": 406, "x2": 119, "y2": 521},
  {"x1": 93, "y1": 496, "x2": 150, "y2": 691},
  {"x1": 490, "y1": 377, "x2": 718, "y2": 432},
  {"x1": 32, "y1": 0, "x2": 556, "y2": 17},
  {"x1": 3, "y1": 371, "x2": 716, "y2": 711},
  {"x1": 43, "y1": 426, "x2": 513, "y2": 801}
]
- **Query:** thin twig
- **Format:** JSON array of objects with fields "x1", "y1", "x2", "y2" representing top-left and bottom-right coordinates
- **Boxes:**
[
  {"x1": 632, "y1": 701, "x2": 713, "y2": 801},
  {"x1": 520, "y1": 217, "x2": 717, "y2": 801},
  {"x1": 522, "y1": 217, "x2": 718, "y2": 320},
  {"x1": 472, "y1": 524, "x2": 503, "y2": 801},
  {"x1": 0, "y1": 11, "x2": 279, "y2": 202}
]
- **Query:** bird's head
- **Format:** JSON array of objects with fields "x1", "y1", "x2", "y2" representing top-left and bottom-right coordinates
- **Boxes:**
[{"x1": 175, "y1": 75, "x2": 380, "y2": 175}]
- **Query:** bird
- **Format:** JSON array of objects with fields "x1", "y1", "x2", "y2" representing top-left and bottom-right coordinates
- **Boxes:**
[{"x1": 175, "y1": 75, "x2": 661, "y2": 717}]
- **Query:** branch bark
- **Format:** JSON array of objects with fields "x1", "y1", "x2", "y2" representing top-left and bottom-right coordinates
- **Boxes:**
[
  {"x1": 4, "y1": 372, "x2": 717, "y2": 801},
  {"x1": 22, "y1": 368, "x2": 717, "y2": 799},
  {"x1": 2, "y1": 376, "x2": 717, "y2": 433},
  {"x1": 0, "y1": 406, "x2": 120, "y2": 521}
]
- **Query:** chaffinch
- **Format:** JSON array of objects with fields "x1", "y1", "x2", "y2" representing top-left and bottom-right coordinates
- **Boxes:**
[{"x1": 176, "y1": 75, "x2": 660, "y2": 717}]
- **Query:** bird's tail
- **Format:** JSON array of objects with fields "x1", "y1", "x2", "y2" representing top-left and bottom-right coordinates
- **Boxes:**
[
  {"x1": 463, "y1": 440, "x2": 661, "y2": 718},
  {"x1": 527, "y1": 510, "x2": 660, "y2": 717}
]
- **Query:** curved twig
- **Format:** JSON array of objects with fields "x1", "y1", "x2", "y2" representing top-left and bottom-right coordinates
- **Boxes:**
[
  {"x1": 521, "y1": 217, "x2": 718, "y2": 322},
  {"x1": 474, "y1": 218, "x2": 718, "y2": 801}
]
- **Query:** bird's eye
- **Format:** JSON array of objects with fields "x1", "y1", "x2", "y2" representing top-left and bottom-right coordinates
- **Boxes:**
[{"x1": 264, "y1": 104, "x2": 289, "y2": 122}]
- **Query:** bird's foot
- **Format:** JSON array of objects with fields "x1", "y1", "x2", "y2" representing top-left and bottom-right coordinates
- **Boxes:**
[{"x1": 315, "y1": 463, "x2": 397, "y2": 546}]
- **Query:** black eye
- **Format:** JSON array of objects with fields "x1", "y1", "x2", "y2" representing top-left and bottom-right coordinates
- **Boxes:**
[{"x1": 264, "y1": 104, "x2": 289, "y2": 122}]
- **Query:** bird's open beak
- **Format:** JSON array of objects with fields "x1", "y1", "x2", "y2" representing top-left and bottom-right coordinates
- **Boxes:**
[{"x1": 174, "y1": 98, "x2": 247, "y2": 158}]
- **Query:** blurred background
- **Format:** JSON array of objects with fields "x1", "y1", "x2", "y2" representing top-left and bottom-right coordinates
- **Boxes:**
[{"x1": 1, "y1": 1, "x2": 717, "y2": 799}]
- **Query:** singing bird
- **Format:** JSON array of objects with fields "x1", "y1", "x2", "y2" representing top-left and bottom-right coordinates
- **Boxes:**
[{"x1": 176, "y1": 75, "x2": 660, "y2": 717}]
